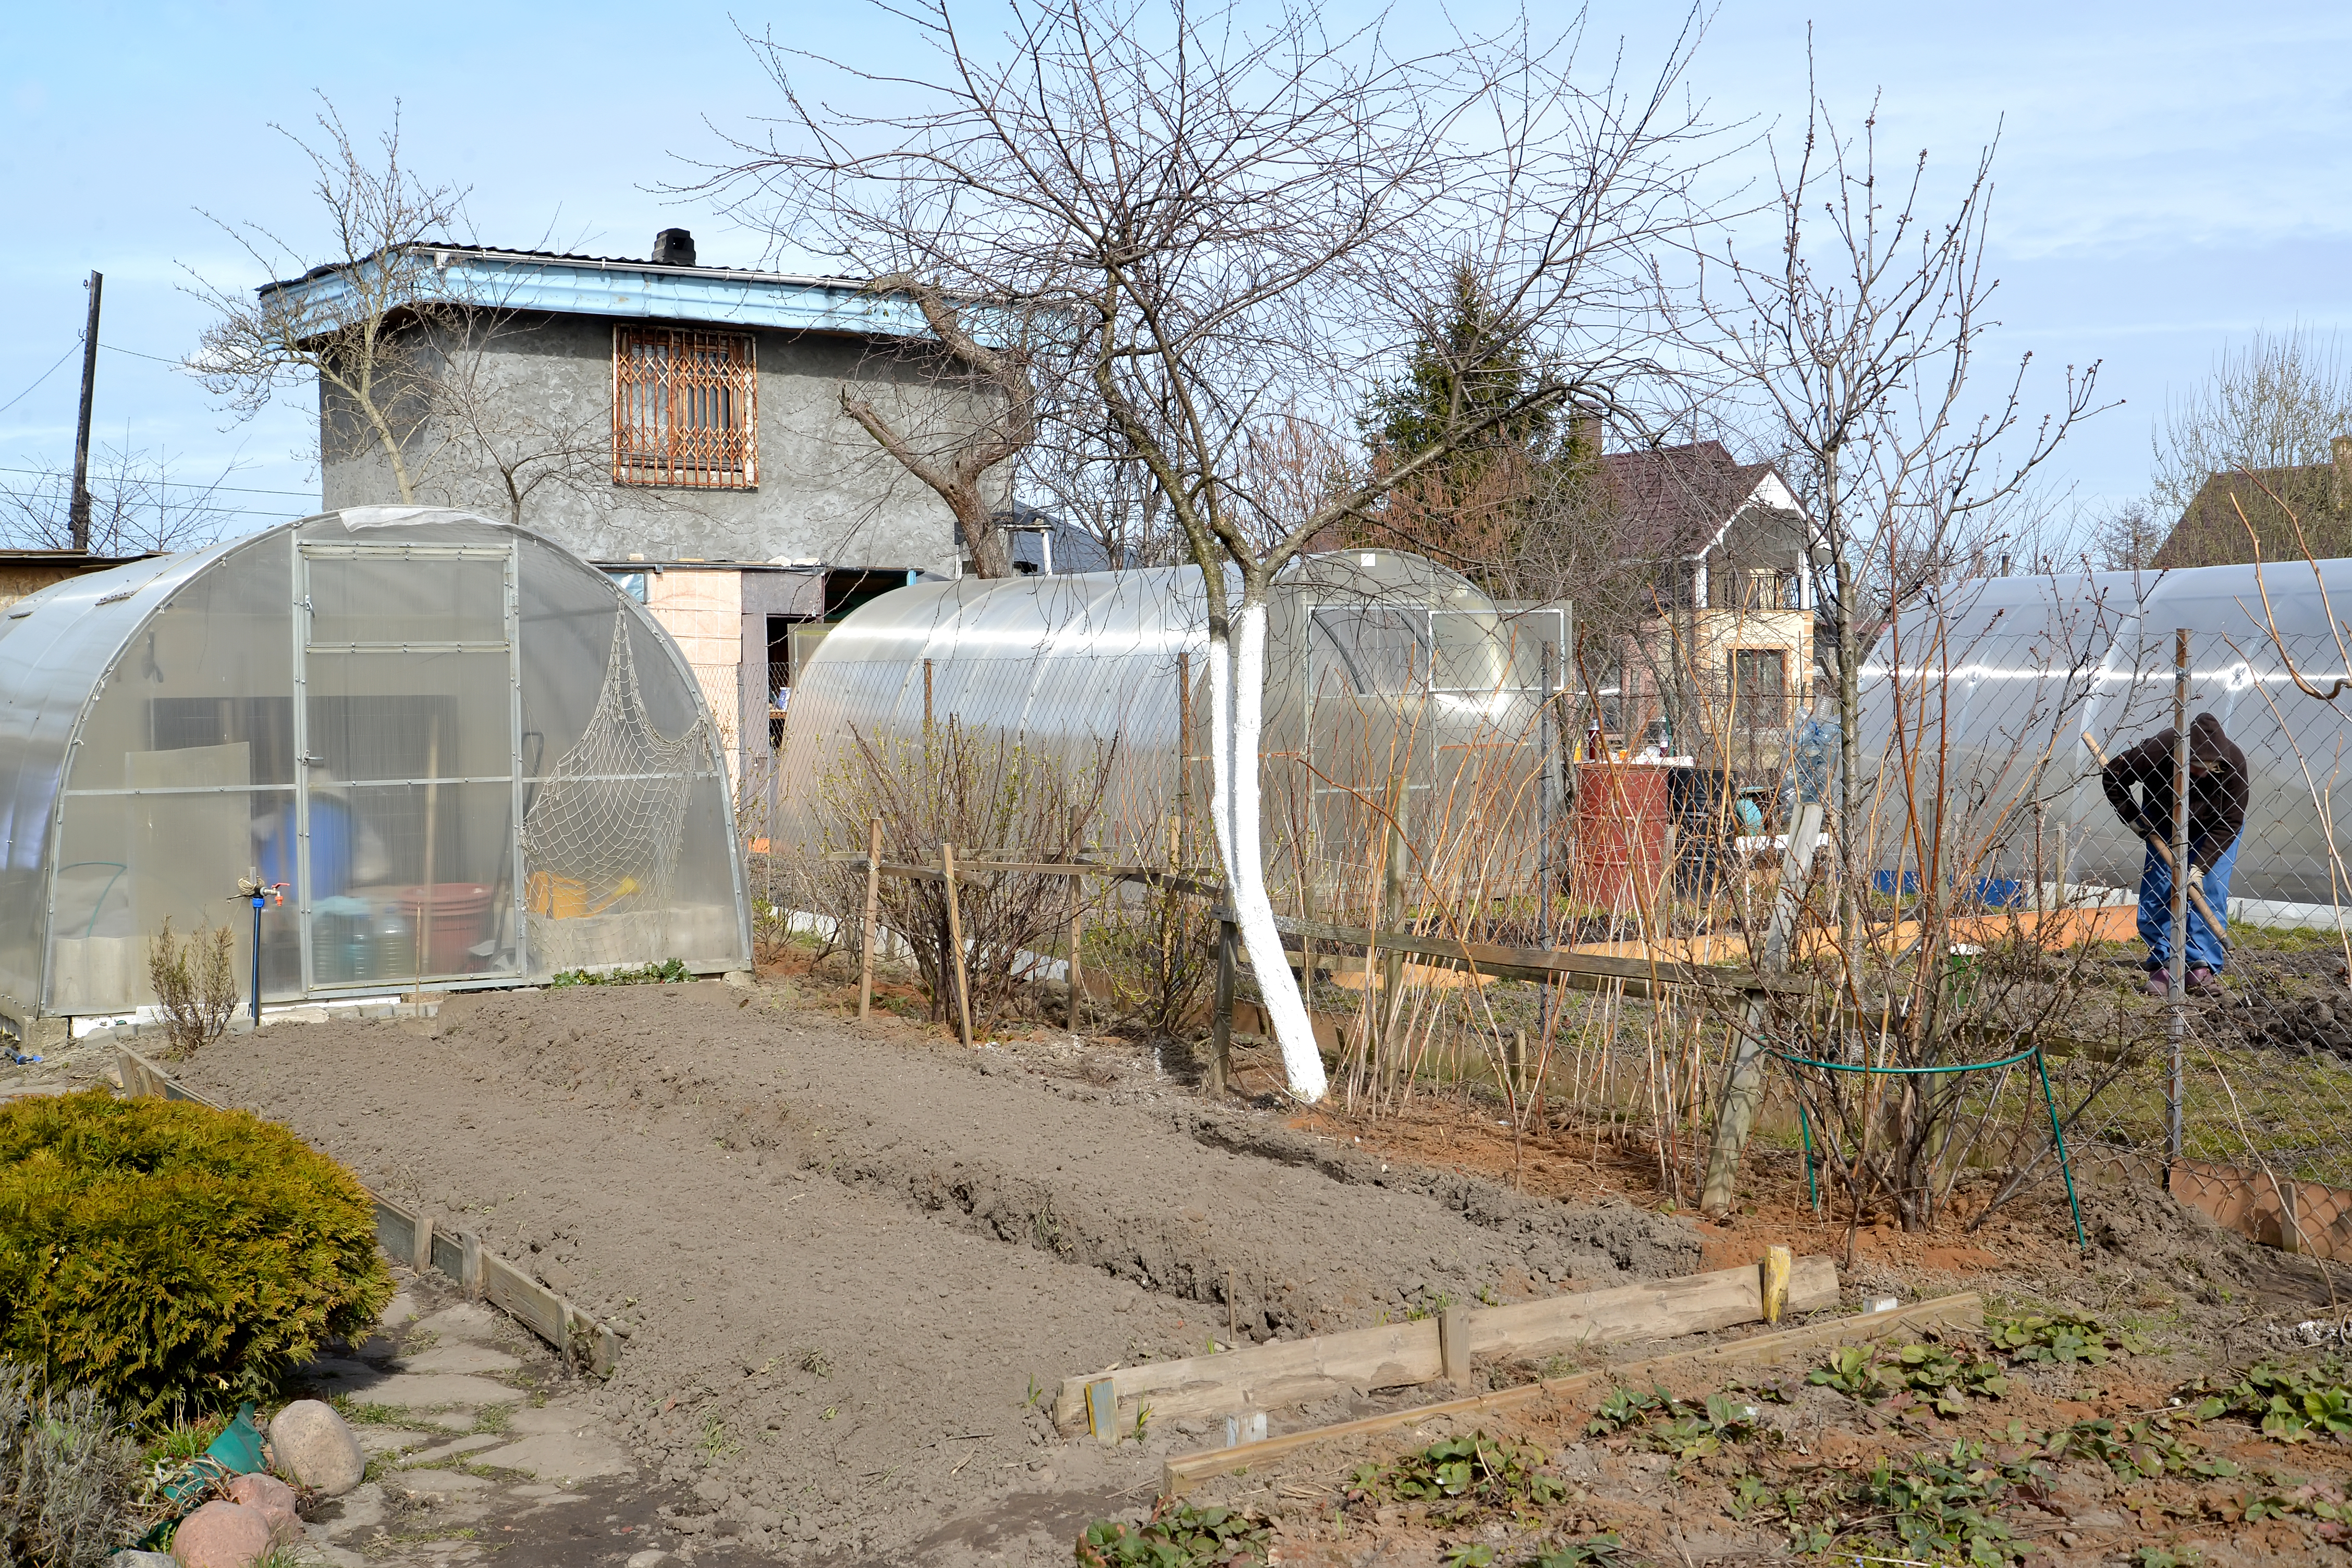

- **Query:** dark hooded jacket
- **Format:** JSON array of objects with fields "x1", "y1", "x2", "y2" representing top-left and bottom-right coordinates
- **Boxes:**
[{"x1": 2100, "y1": 713, "x2": 2248, "y2": 869}]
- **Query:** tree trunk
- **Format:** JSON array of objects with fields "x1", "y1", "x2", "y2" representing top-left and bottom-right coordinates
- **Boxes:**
[{"x1": 1206, "y1": 596, "x2": 1328, "y2": 1101}]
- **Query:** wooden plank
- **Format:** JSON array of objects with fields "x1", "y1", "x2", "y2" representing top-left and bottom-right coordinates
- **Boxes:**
[
  {"x1": 1160, "y1": 1292, "x2": 1984, "y2": 1497},
  {"x1": 1054, "y1": 1259, "x2": 1832, "y2": 1436},
  {"x1": 1054, "y1": 1320, "x2": 1442, "y2": 1434},
  {"x1": 1462, "y1": 1255, "x2": 1836, "y2": 1360},
  {"x1": 482, "y1": 1251, "x2": 567, "y2": 1345},
  {"x1": 373, "y1": 1196, "x2": 418, "y2": 1270}
]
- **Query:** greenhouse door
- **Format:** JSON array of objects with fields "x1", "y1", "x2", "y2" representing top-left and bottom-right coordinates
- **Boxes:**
[{"x1": 292, "y1": 541, "x2": 524, "y2": 993}]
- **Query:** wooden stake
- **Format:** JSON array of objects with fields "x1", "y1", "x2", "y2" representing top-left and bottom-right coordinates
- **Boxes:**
[
  {"x1": 942, "y1": 841, "x2": 973, "y2": 1048},
  {"x1": 1208, "y1": 918, "x2": 1236, "y2": 1095},
  {"x1": 1068, "y1": 893, "x2": 1085, "y2": 1033},
  {"x1": 858, "y1": 817, "x2": 881, "y2": 1021}
]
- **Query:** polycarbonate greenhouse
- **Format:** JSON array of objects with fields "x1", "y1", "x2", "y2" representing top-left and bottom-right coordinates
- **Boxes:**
[
  {"x1": 0, "y1": 506, "x2": 750, "y2": 1035},
  {"x1": 1856, "y1": 559, "x2": 2352, "y2": 925},
  {"x1": 775, "y1": 549, "x2": 1568, "y2": 917}
]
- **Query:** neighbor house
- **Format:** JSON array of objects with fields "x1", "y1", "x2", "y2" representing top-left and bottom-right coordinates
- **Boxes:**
[
  {"x1": 2152, "y1": 435, "x2": 2352, "y2": 569},
  {"x1": 261, "y1": 228, "x2": 1016, "y2": 793},
  {"x1": 1584, "y1": 440, "x2": 1822, "y2": 770}
]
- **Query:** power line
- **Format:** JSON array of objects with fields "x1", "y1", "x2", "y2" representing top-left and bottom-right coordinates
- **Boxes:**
[
  {"x1": 100, "y1": 342, "x2": 197, "y2": 369},
  {"x1": 0, "y1": 340, "x2": 83, "y2": 419},
  {"x1": 0, "y1": 465, "x2": 318, "y2": 499}
]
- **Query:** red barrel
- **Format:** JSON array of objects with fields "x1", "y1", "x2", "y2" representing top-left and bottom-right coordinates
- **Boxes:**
[
  {"x1": 387, "y1": 883, "x2": 496, "y2": 975},
  {"x1": 1573, "y1": 762, "x2": 1670, "y2": 921}
]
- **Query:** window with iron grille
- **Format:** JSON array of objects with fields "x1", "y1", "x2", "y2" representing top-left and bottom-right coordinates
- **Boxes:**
[
  {"x1": 611, "y1": 328, "x2": 757, "y2": 488},
  {"x1": 1731, "y1": 647, "x2": 1788, "y2": 728}
]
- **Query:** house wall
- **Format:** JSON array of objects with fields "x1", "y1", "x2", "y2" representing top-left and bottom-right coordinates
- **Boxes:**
[{"x1": 322, "y1": 314, "x2": 995, "y2": 572}]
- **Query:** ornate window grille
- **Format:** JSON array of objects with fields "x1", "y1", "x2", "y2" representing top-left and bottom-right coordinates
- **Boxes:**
[{"x1": 611, "y1": 328, "x2": 757, "y2": 488}]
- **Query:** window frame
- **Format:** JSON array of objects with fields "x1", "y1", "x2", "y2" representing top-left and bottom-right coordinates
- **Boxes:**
[
  {"x1": 1730, "y1": 646, "x2": 1790, "y2": 730},
  {"x1": 611, "y1": 326, "x2": 759, "y2": 490}
]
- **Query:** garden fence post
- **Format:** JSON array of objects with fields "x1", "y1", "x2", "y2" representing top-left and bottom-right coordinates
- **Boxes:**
[
  {"x1": 942, "y1": 841, "x2": 973, "y2": 1049},
  {"x1": 858, "y1": 817, "x2": 881, "y2": 1021},
  {"x1": 2167, "y1": 629, "x2": 2189, "y2": 1171},
  {"x1": 1208, "y1": 917, "x2": 1236, "y2": 1095},
  {"x1": 1700, "y1": 799, "x2": 1823, "y2": 1216}
]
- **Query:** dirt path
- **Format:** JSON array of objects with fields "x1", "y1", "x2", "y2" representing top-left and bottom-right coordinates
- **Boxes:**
[{"x1": 174, "y1": 977, "x2": 1695, "y2": 1564}]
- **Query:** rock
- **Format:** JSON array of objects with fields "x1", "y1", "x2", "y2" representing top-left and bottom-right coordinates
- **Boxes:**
[
  {"x1": 107, "y1": 1553, "x2": 178, "y2": 1568},
  {"x1": 224, "y1": 1474, "x2": 299, "y2": 1544},
  {"x1": 169, "y1": 1500, "x2": 272, "y2": 1568},
  {"x1": 267, "y1": 1399, "x2": 366, "y2": 1497},
  {"x1": 396, "y1": 1343, "x2": 520, "y2": 1375},
  {"x1": 474, "y1": 1430, "x2": 632, "y2": 1481}
]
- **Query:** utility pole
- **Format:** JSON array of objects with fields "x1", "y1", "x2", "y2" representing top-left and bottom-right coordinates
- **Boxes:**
[{"x1": 68, "y1": 271, "x2": 103, "y2": 553}]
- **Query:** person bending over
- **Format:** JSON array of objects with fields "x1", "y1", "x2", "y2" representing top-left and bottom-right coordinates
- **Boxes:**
[{"x1": 2100, "y1": 713, "x2": 2247, "y2": 997}]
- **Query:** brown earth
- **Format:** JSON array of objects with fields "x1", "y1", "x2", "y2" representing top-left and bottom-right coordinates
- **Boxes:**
[
  {"x1": 169, "y1": 975, "x2": 1692, "y2": 1564},
  {"x1": 160, "y1": 948, "x2": 2352, "y2": 1566}
]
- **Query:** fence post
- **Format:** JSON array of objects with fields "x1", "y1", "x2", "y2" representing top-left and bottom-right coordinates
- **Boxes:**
[
  {"x1": 942, "y1": 841, "x2": 974, "y2": 1049},
  {"x1": 1208, "y1": 917, "x2": 1236, "y2": 1095},
  {"x1": 1068, "y1": 893, "x2": 1085, "y2": 1034},
  {"x1": 1700, "y1": 799, "x2": 1823, "y2": 1216},
  {"x1": 1378, "y1": 768, "x2": 1408, "y2": 1071},
  {"x1": 858, "y1": 817, "x2": 881, "y2": 1021},
  {"x1": 2167, "y1": 629, "x2": 2190, "y2": 1172},
  {"x1": 1178, "y1": 651, "x2": 1193, "y2": 867}
]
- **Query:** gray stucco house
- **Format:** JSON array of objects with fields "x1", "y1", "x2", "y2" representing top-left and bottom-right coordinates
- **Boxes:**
[{"x1": 266, "y1": 231, "x2": 1014, "y2": 803}]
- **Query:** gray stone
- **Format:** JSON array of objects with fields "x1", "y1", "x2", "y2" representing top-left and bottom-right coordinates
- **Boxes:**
[
  {"x1": 389, "y1": 1469, "x2": 495, "y2": 1499},
  {"x1": 309, "y1": 1481, "x2": 385, "y2": 1541},
  {"x1": 357, "y1": 1427, "x2": 432, "y2": 1456},
  {"x1": 399, "y1": 1434, "x2": 501, "y2": 1466},
  {"x1": 267, "y1": 1400, "x2": 366, "y2": 1498},
  {"x1": 471, "y1": 1431, "x2": 632, "y2": 1482},
  {"x1": 397, "y1": 1344, "x2": 521, "y2": 1375},
  {"x1": 624, "y1": 1553, "x2": 670, "y2": 1568},
  {"x1": 502, "y1": 1402, "x2": 595, "y2": 1436},
  {"x1": 409, "y1": 1302, "x2": 499, "y2": 1339},
  {"x1": 107, "y1": 1553, "x2": 178, "y2": 1567},
  {"x1": 350, "y1": 1374, "x2": 518, "y2": 1408},
  {"x1": 377, "y1": 1291, "x2": 419, "y2": 1327}
]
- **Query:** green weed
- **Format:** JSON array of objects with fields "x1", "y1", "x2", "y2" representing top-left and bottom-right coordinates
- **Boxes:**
[
  {"x1": 2183, "y1": 1358, "x2": 2352, "y2": 1442},
  {"x1": 1073, "y1": 1500, "x2": 1271, "y2": 1567},
  {"x1": 1988, "y1": 1307, "x2": 2148, "y2": 1366},
  {"x1": 2052, "y1": 1413, "x2": 2237, "y2": 1479},
  {"x1": 1808, "y1": 1341, "x2": 2006, "y2": 1415},
  {"x1": 1346, "y1": 1432, "x2": 1565, "y2": 1527},
  {"x1": 549, "y1": 959, "x2": 693, "y2": 988}
]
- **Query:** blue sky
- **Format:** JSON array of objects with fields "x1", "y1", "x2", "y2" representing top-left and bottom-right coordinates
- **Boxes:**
[{"x1": 3, "y1": 1, "x2": 2348, "y2": 537}]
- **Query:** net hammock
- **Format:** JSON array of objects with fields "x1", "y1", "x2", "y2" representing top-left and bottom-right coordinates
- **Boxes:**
[{"x1": 521, "y1": 612, "x2": 709, "y2": 971}]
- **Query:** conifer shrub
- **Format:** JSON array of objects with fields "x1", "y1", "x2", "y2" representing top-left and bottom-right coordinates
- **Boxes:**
[{"x1": 0, "y1": 1090, "x2": 392, "y2": 1422}]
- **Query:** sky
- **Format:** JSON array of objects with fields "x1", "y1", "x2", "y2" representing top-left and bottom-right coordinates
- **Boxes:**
[{"x1": 2, "y1": 0, "x2": 2348, "y2": 542}]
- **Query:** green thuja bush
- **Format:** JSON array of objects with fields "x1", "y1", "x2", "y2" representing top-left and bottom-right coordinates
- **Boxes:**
[
  {"x1": 0, "y1": 1363, "x2": 141, "y2": 1568},
  {"x1": 0, "y1": 1090, "x2": 392, "y2": 1422}
]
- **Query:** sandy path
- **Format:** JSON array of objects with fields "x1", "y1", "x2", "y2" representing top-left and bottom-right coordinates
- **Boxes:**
[{"x1": 177, "y1": 978, "x2": 1694, "y2": 1562}]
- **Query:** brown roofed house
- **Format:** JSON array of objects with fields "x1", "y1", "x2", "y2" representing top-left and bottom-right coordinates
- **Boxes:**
[{"x1": 2152, "y1": 435, "x2": 2352, "y2": 569}]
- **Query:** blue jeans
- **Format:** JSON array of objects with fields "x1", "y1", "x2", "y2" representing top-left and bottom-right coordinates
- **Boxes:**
[{"x1": 2137, "y1": 834, "x2": 2236, "y2": 973}]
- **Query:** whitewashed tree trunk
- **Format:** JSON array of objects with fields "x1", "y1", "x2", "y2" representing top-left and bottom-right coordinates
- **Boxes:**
[{"x1": 1206, "y1": 596, "x2": 1328, "y2": 1102}]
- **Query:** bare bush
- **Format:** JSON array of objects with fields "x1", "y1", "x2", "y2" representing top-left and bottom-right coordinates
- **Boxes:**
[
  {"x1": 0, "y1": 1364, "x2": 140, "y2": 1568},
  {"x1": 146, "y1": 917, "x2": 239, "y2": 1058}
]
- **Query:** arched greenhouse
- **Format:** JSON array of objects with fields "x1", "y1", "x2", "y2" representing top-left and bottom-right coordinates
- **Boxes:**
[
  {"x1": 0, "y1": 506, "x2": 750, "y2": 1042},
  {"x1": 775, "y1": 548, "x2": 1570, "y2": 922},
  {"x1": 1856, "y1": 559, "x2": 2352, "y2": 925}
]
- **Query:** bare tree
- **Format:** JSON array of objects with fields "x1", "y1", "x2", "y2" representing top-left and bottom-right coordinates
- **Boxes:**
[
  {"x1": 837, "y1": 278, "x2": 1037, "y2": 577},
  {"x1": 2152, "y1": 326, "x2": 2352, "y2": 519},
  {"x1": 1680, "y1": 78, "x2": 2108, "y2": 1218},
  {"x1": 1684, "y1": 84, "x2": 2104, "y2": 975},
  {"x1": 706, "y1": 0, "x2": 1712, "y2": 1100},
  {"x1": 0, "y1": 442, "x2": 243, "y2": 554},
  {"x1": 186, "y1": 96, "x2": 471, "y2": 503},
  {"x1": 2086, "y1": 497, "x2": 2167, "y2": 572}
]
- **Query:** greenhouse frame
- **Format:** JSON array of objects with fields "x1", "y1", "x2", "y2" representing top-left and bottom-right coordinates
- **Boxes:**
[
  {"x1": 0, "y1": 506, "x2": 751, "y2": 1042},
  {"x1": 775, "y1": 549, "x2": 1570, "y2": 921},
  {"x1": 1856, "y1": 558, "x2": 2352, "y2": 926}
]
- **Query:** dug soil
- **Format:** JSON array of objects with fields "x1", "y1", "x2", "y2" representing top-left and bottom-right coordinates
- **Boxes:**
[
  {"x1": 172, "y1": 974, "x2": 1689, "y2": 1564},
  {"x1": 170, "y1": 966, "x2": 2352, "y2": 1565}
]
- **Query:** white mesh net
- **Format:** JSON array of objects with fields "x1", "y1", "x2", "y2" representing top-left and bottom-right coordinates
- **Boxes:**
[{"x1": 522, "y1": 612, "x2": 710, "y2": 972}]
